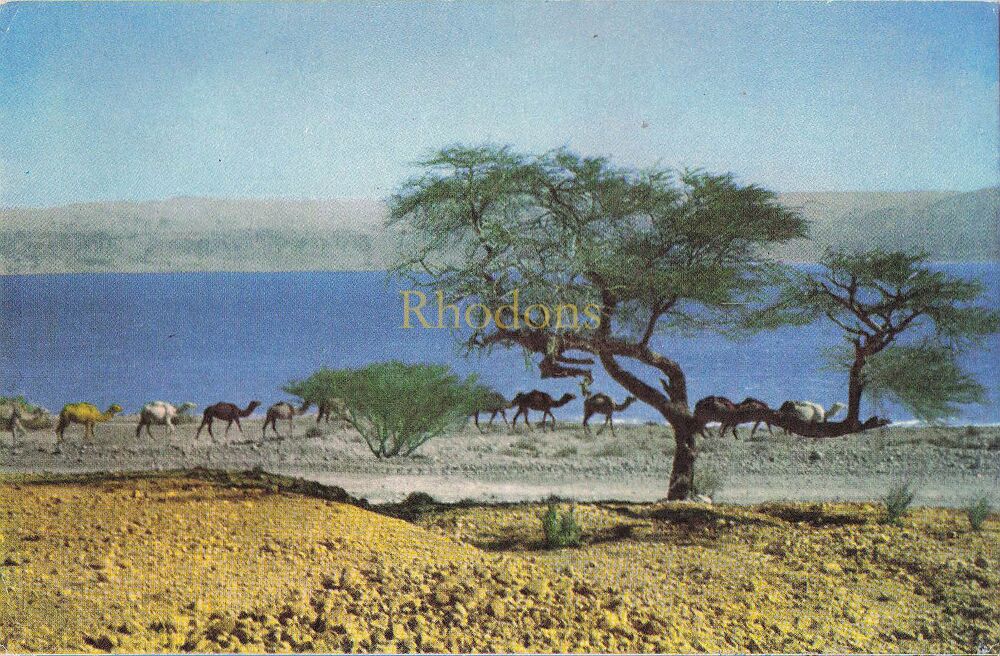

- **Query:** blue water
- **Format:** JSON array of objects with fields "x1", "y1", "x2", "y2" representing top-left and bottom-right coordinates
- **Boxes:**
[{"x1": 1, "y1": 265, "x2": 997, "y2": 424}]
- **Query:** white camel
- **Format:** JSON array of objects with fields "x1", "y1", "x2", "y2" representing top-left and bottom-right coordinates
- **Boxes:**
[
  {"x1": 136, "y1": 401, "x2": 197, "y2": 437},
  {"x1": 263, "y1": 400, "x2": 310, "y2": 439},
  {"x1": 2, "y1": 403, "x2": 47, "y2": 449},
  {"x1": 779, "y1": 400, "x2": 845, "y2": 425}
]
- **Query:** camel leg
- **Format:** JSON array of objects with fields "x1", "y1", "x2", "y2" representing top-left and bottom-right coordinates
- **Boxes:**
[
  {"x1": 234, "y1": 417, "x2": 243, "y2": 434},
  {"x1": 597, "y1": 414, "x2": 610, "y2": 436},
  {"x1": 474, "y1": 412, "x2": 483, "y2": 433},
  {"x1": 196, "y1": 416, "x2": 208, "y2": 440},
  {"x1": 136, "y1": 419, "x2": 144, "y2": 438},
  {"x1": 500, "y1": 409, "x2": 509, "y2": 427},
  {"x1": 225, "y1": 420, "x2": 234, "y2": 437},
  {"x1": 147, "y1": 421, "x2": 155, "y2": 438},
  {"x1": 583, "y1": 410, "x2": 592, "y2": 433},
  {"x1": 288, "y1": 416, "x2": 294, "y2": 439}
]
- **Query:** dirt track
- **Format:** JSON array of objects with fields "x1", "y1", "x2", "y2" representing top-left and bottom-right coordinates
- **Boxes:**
[{"x1": 1, "y1": 415, "x2": 997, "y2": 506}]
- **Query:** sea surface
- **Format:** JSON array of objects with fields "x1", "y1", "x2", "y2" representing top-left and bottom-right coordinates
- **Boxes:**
[{"x1": 1, "y1": 264, "x2": 997, "y2": 425}]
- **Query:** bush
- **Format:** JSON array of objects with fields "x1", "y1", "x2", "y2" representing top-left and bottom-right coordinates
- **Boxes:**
[
  {"x1": 553, "y1": 445, "x2": 578, "y2": 458},
  {"x1": 287, "y1": 362, "x2": 479, "y2": 458},
  {"x1": 305, "y1": 426, "x2": 323, "y2": 439},
  {"x1": 541, "y1": 505, "x2": 582, "y2": 548},
  {"x1": 692, "y1": 464, "x2": 725, "y2": 499},
  {"x1": 965, "y1": 495, "x2": 993, "y2": 531},
  {"x1": 594, "y1": 443, "x2": 626, "y2": 458},
  {"x1": 882, "y1": 481, "x2": 917, "y2": 525}
]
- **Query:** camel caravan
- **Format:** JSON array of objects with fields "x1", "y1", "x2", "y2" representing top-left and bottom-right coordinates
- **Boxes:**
[{"x1": 2, "y1": 379, "x2": 849, "y2": 453}]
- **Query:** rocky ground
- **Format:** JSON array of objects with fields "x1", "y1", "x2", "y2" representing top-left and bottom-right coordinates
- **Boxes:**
[
  {"x1": 1, "y1": 415, "x2": 996, "y2": 506},
  {"x1": 0, "y1": 473, "x2": 996, "y2": 653}
]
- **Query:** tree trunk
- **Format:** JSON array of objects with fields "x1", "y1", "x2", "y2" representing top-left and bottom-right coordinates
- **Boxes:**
[
  {"x1": 667, "y1": 423, "x2": 697, "y2": 500},
  {"x1": 846, "y1": 350, "x2": 866, "y2": 426}
]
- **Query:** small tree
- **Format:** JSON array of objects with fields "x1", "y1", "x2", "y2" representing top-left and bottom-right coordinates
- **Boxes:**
[
  {"x1": 287, "y1": 362, "x2": 479, "y2": 458},
  {"x1": 756, "y1": 250, "x2": 998, "y2": 433}
]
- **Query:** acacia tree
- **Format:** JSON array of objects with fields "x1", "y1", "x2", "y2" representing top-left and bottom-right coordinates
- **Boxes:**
[
  {"x1": 389, "y1": 145, "x2": 807, "y2": 499},
  {"x1": 755, "y1": 250, "x2": 998, "y2": 429}
]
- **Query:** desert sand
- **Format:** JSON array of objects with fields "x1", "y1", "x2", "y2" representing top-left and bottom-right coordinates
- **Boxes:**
[{"x1": 2, "y1": 414, "x2": 996, "y2": 506}]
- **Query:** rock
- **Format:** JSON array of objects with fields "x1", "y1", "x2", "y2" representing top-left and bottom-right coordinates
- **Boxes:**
[
  {"x1": 694, "y1": 495, "x2": 713, "y2": 504},
  {"x1": 808, "y1": 450, "x2": 823, "y2": 463}
]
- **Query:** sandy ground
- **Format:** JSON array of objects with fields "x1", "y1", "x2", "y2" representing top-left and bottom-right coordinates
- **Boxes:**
[{"x1": 1, "y1": 414, "x2": 997, "y2": 506}]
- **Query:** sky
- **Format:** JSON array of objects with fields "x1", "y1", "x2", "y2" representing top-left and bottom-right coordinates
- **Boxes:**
[{"x1": 0, "y1": 1, "x2": 997, "y2": 207}]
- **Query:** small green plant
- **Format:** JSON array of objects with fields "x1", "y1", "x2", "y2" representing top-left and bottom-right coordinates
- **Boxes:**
[
  {"x1": 965, "y1": 494, "x2": 992, "y2": 531},
  {"x1": 594, "y1": 443, "x2": 626, "y2": 458},
  {"x1": 882, "y1": 481, "x2": 917, "y2": 525},
  {"x1": 509, "y1": 437, "x2": 540, "y2": 457},
  {"x1": 553, "y1": 445, "x2": 578, "y2": 458},
  {"x1": 305, "y1": 426, "x2": 323, "y2": 439},
  {"x1": 541, "y1": 505, "x2": 582, "y2": 548},
  {"x1": 691, "y1": 464, "x2": 725, "y2": 499}
]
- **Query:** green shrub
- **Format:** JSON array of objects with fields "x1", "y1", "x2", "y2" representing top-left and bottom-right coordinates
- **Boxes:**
[
  {"x1": 692, "y1": 464, "x2": 726, "y2": 499},
  {"x1": 286, "y1": 362, "x2": 479, "y2": 458},
  {"x1": 509, "y1": 437, "x2": 540, "y2": 457},
  {"x1": 965, "y1": 495, "x2": 993, "y2": 531},
  {"x1": 541, "y1": 505, "x2": 582, "y2": 548},
  {"x1": 882, "y1": 481, "x2": 917, "y2": 525},
  {"x1": 553, "y1": 445, "x2": 578, "y2": 458},
  {"x1": 594, "y1": 443, "x2": 626, "y2": 458},
  {"x1": 305, "y1": 426, "x2": 323, "y2": 439}
]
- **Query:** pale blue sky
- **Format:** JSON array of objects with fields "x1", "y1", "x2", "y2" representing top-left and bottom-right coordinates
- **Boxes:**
[{"x1": 1, "y1": 1, "x2": 997, "y2": 207}]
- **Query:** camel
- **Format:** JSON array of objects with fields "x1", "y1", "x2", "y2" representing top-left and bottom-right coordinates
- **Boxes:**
[
  {"x1": 693, "y1": 395, "x2": 738, "y2": 437},
  {"x1": 719, "y1": 397, "x2": 776, "y2": 440},
  {"x1": 4, "y1": 403, "x2": 49, "y2": 449},
  {"x1": 778, "y1": 400, "x2": 845, "y2": 431},
  {"x1": 263, "y1": 400, "x2": 310, "y2": 439},
  {"x1": 195, "y1": 401, "x2": 261, "y2": 440},
  {"x1": 582, "y1": 393, "x2": 636, "y2": 436},
  {"x1": 316, "y1": 397, "x2": 349, "y2": 425},
  {"x1": 135, "y1": 401, "x2": 197, "y2": 438},
  {"x1": 511, "y1": 391, "x2": 575, "y2": 432},
  {"x1": 470, "y1": 391, "x2": 513, "y2": 432},
  {"x1": 55, "y1": 403, "x2": 123, "y2": 450}
]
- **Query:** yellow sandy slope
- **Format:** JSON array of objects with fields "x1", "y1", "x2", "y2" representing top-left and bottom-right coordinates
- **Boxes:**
[{"x1": 0, "y1": 475, "x2": 997, "y2": 653}]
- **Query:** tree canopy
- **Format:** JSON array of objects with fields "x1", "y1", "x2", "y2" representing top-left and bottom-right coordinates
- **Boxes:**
[{"x1": 390, "y1": 145, "x2": 807, "y2": 498}]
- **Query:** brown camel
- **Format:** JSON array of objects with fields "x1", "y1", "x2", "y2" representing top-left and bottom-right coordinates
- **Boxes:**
[
  {"x1": 263, "y1": 400, "x2": 310, "y2": 439},
  {"x1": 316, "y1": 397, "x2": 348, "y2": 424},
  {"x1": 511, "y1": 391, "x2": 575, "y2": 432},
  {"x1": 719, "y1": 397, "x2": 775, "y2": 439},
  {"x1": 195, "y1": 401, "x2": 261, "y2": 440},
  {"x1": 582, "y1": 393, "x2": 636, "y2": 436},
  {"x1": 693, "y1": 395, "x2": 739, "y2": 437},
  {"x1": 471, "y1": 391, "x2": 513, "y2": 432}
]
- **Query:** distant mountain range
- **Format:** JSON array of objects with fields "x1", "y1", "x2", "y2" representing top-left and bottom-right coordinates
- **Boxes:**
[{"x1": 1, "y1": 189, "x2": 996, "y2": 273}]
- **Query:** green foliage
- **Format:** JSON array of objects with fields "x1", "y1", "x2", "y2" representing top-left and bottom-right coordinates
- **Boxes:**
[
  {"x1": 390, "y1": 144, "x2": 807, "y2": 346},
  {"x1": 288, "y1": 362, "x2": 479, "y2": 458},
  {"x1": 691, "y1": 464, "x2": 726, "y2": 499},
  {"x1": 305, "y1": 426, "x2": 323, "y2": 439},
  {"x1": 467, "y1": 384, "x2": 509, "y2": 414},
  {"x1": 283, "y1": 368, "x2": 352, "y2": 405},
  {"x1": 881, "y1": 481, "x2": 917, "y2": 525},
  {"x1": 862, "y1": 343, "x2": 987, "y2": 422},
  {"x1": 540, "y1": 505, "x2": 583, "y2": 548},
  {"x1": 965, "y1": 495, "x2": 992, "y2": 532}
]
